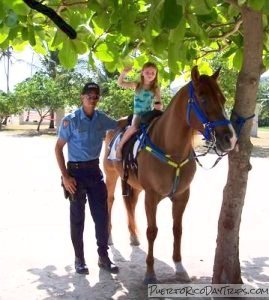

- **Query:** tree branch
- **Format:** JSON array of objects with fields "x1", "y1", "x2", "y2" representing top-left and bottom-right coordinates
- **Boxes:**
[
  {"x1": 209, "y1": 18, "x2": 243, "y2": 40},
  {"x1": 196, "y1": 43, "x2": 229, "y2": 60},
  {"x1": 23, "y1": 0, "x2": 77, "y2": 39}
]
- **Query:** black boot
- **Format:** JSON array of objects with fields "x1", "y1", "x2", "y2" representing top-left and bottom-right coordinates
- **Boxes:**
[
  {"x1": 75, "y1": 257, "x2": 89, "y2": 275},
  {"x1": 98, "y1": 256, "x2": 119, "y2": 274}
]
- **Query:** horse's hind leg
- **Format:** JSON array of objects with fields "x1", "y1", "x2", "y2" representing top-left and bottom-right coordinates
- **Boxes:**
[
  {"x1": 143, "y1": 191, "x2": 159, "y2": 284},
  {"x1": 172, "y1": 189, "x2": 191, "y2": 282},
  {"x1": 105, "y1": 167, "x2": 119, "y2": 245},
  {"x1": 121, "y1": 181, "x2": 140, "y2": 246}
]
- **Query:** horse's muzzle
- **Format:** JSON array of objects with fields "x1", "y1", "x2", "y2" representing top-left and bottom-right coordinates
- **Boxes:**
[{"x1": 216, "y1": 125, "x2": 237, "y2": 152}]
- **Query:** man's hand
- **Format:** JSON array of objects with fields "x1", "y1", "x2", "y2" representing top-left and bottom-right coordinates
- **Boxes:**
[{"x1": 62, "y1": 175, "x2": 77, "y2": 194}]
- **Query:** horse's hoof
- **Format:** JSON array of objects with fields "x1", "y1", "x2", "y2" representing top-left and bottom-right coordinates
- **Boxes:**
[
  {"x1": 143, "y1": 273, "x2": 158, "y2": 284},
  {"x1": 176, "y1": 271, "x2": 191, "y2": 282},
  {"x1": 108, "y1": 235, "x2": 113, "y2": 246},
  {"x1": 174, "y1": 261, "x2": 191, "y2": 282},
  {"x1": 130, "y1": 235, "x2": 140, "y2": 246}
]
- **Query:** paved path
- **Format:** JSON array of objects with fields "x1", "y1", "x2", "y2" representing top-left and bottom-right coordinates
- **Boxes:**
[{"x1": 0, "y1": 133, "x2": 268, "y2": 299}]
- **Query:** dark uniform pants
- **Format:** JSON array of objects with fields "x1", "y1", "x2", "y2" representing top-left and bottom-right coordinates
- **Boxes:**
[{"x1": 68, "y1": 162, "x2": 109, "y2": 261}]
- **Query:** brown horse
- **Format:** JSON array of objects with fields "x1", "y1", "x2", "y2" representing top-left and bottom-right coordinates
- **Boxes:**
[{"x1": 103, "y1": 66, "x2": 237, "y2": 284}]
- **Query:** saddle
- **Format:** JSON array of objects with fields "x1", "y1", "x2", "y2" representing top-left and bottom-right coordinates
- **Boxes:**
[{"x1": 108, "y1": 109, "x2": 163, "y2": 196}]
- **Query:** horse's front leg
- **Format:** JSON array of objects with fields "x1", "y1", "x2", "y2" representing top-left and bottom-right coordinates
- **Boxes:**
[
  {"x1": 143, "y1": 191, "x2": 159, "y2": 284},
  {"x1": 172, "y1": 189, "x2": 191, "y2": 282}
]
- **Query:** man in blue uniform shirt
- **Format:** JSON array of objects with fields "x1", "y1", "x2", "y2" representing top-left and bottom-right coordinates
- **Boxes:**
[{"x1": 55, "y1": 82, "x2": 121, "y2": 275}]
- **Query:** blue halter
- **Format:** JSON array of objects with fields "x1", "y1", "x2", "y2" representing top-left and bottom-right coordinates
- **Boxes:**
[{"x1": 187, "y1": 81, "x2": 231, "y2": 141}]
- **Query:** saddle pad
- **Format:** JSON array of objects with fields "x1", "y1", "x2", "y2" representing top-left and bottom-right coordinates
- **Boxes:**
[{"x1": 107, "y1": 131, "x2": 142, "y2": 161}]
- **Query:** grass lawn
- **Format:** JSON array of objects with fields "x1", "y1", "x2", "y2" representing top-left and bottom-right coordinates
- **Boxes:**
[{"x1": 259, "y1": 127, "x2": 269, "y2": 132}]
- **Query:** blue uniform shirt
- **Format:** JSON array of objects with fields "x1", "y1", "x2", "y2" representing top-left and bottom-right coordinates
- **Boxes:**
[{"x1": 58, "y1": 107, "x2": 117, "y2": 162}]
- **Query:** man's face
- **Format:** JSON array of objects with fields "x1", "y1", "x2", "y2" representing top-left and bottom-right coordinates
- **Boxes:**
[{"x1": 81, "y1": 91, "x2": 100, "y2": 109}]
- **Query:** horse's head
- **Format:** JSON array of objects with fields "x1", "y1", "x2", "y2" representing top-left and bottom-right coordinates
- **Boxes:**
[{"x1": 187, "y1": 66, "x2": 237, "y2": 153}]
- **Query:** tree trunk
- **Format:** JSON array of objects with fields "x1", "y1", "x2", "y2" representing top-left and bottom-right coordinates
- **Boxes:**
[
  {"x1": 37, "y1": 118, "x2": 43, "y2": 132},
  {"x1": 2, "y1": 116, "x2": 9, "y2": 125},
  {"x1": 49, "y1": 109, "x2": 54, "y2": 129},
  {"x1": 213, "y1": 7, "x2": 263, "y2": 283}
]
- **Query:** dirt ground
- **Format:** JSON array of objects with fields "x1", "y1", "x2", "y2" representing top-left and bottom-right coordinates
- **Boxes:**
[
  {"x1": 0, "y1": 128, "x2": 269, "y2": 300},
  {"x1": 250, "y1": 130, "x2": 269, "y2": 158}
]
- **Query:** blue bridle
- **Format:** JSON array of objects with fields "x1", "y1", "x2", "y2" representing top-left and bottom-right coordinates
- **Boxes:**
[{"x1": 187, "y1": 81, "x2": 231, "y2": 141}]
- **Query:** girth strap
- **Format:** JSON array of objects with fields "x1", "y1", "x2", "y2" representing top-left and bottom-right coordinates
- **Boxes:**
[{"x1": 140, "y1": 125, "x2": 191, "y2": 198}]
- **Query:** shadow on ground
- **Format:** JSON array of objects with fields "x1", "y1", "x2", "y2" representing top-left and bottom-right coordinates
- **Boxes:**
[
  {"x1": 241, "y1": 256, "x2": 269, "y2": 283},
  {"x1": 2, "y1": 129, "x2": 56, "y2": 138},
  {"x1": 27, "y1": 245, "x2": 215, "y2": 300},
  {"x1": 251, "y1": 146, "x2": 269, "y2": 158}
]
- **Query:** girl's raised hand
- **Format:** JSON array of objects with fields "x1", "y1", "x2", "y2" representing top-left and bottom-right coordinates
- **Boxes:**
[{"x1": 123, "y1": 66, "x2": 133, "y2": 73}]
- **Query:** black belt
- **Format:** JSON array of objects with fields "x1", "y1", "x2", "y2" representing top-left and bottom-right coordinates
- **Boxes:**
[{"x1": 67, "y1": 159, "x2": 99, "y2": 169}]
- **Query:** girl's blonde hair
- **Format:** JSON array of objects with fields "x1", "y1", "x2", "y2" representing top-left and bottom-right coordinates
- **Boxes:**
[{"x1": 136, "y1": 62, "x2": 159, "y2": 95}]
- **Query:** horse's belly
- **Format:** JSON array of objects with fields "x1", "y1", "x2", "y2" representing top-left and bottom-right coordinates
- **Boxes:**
[{"x1": 137, "y1": 159, "x2": 196, "y2": 197}]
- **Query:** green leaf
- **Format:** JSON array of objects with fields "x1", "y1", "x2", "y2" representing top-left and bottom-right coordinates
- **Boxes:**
[
  {"x1": 6, "y1": 11, "x2": 18, "y2": 27},
  {"x1": 222, "y1": 46, "x2": 237, "y2": 58},
  {"x1": 88, "y1": 0, "x2": 103, "y2": 13},
  {"x1": 161, "y1": 0, "x2": 182, "y2": 29},
  {"x1": 12, "y1": 41, "x2": 27, "y2": 51},
  {"x1": 248, "y1": 0, "x2": 265, "y2": 11},
  {"x1": 233, "y1": 48, "x2": 243, "y2": 70},
  {"x1": 145, "y1": 0, "x2": 164, "y2": 36},
  {"x1": 168, "y1": 42, "x2": 179, "y2": 73},
  {"x1": 262, "y1": 1, "x2": 269, "y2": 14},
  {"x1": 67, "y1": 10, "x2": 81, "y2": 30},
  {"x1": 33, "y1": 42, "x2": 47, "y2": 55},
  {"x1": 187, "y1": 14, "x2": 202, "y2": 37},
  {"x1": 264, "y1": 32, "x2": 269, "y2": 51},
  {"x1": 51, "y1": 30, "x2": 65, "y2": 48},
  {"x1": 227, "y1": 3, "x2": 240, "y2": 17},
  {"x1": 231, "y1": 34, "x2": 243, "y2": 47},
  {"x1": 120, "y1": 8, "x2": 137, "y2": 36},
  {"x1": 21, "y1": 26, "x2": 28, "y2": 41},
  {"x1": 152, "y1": 33, "x2": 169, "y2": 53},
  {"x1": 104, "y1": 61, "x2": 117, "y2": 73},
  {"x1": 0, "y1": 38, "x2": 10, "y2": 50},
  {"x1": 72, "y1": 39, "x2": 88, "y2": 54},
  {"x1": 12, "y1": 1, "x2": 30, "y2": 15},
  {"x1": 0, "y1": 1, "x2": 5, "y2": 19},
  {"x1": 238, "y1": 0, "x2": 247, "y2": 5},
  {"x1": 95, "y1": 43, "x2": 114, "y2": 62},
  {"x1": 58, "y1": 40, "x2": 78, "y2": 68},
  {"x1": 8, "y1": 27, "x2": 19, "y2": 40},
  {"x1": 0, "y1": 25, "x2": 9, "y2": 43},
  {"x1": 28, "y1": 26, "x2": 36, "y2": 46},
  {"x1": 263, "y1": 55, "x2": 269, "y2": 69},
  {"x1": 169, "y1": 17, "x2": 186, "y2": 43},
  {"x1": 190, "y1": 0, "x2": 212, "y2": 15}
]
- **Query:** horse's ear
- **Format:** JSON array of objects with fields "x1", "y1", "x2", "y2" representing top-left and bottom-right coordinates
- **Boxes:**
[
  {"x1": 191, "y1": 66, "x2": 200, "y2": 84},
  {"x1": 212, "y1": 67, "x2": 221, "y2": 80}
]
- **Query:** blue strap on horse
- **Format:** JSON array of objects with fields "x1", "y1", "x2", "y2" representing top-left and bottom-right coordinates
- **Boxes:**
[
  {"x1": 187, "y1": 82, "x2": 231, "y2": 141},
  {"x1": 230, "y1": 110, "x2": 255, "y2": 138},
  {"x1": 139, "y1": 125, "x2": 190, "y2": 197}
]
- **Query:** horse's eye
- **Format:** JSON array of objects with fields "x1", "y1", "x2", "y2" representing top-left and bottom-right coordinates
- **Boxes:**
[{"x1": 201, "y1": 98, "x2": 206, "y2": 104}]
